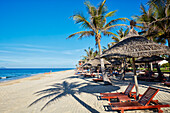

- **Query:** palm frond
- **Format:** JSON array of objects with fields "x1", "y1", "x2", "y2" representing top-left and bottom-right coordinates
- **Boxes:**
[
  {"x1": 148, "y1": 17, "x2": 170, "y2": 27},
  {"x1": 98, "y1": 0, "x2": 107, "y2": 15},
  {"x1": 78, "y1": 31, "x2": 95, "y2": 39},
  {"x1": 104, "y1": 18, "x2": 130, "y2": 28},
  {"x1": 71, "y1": 14, "x2": 95, "y2": 30},
  {"x1": 165, "y1": 4, "x2": 170, "y2": 17},
  {"x1": 103, "y1": 31, "x2": 119, "y2": 37},
  {"x1": 103, "y1": 24, "x2": 129, "y2": 31},
  {"x1": 84, "y1": 1, "x2": 97, "y2": 17},
  {"x1": 67, "y1": 31, "x2": 94, "y2": 39},
  {"x1": 140, "y1": 4, "x2": 147, "y2": 14},
  {"x1": 135, "y1": 25, "x2": 145, "y2": 30},
  {"x1": 105, "y1": 10, "x2": 117, "y2": 18},
  {"x1": 124, "y1": 28, "x2": 130, "y2": 36},
  {"x1": 111, "y1": 36, "x2": 120, "y2": 43}
]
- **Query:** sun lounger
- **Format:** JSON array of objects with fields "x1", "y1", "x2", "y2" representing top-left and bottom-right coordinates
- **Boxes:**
[
  {"x1": 109, "y1": 87, "x2": 170, "y2": 113},
  {"x1": 92, "y1": 78, "x2": 103, "y2": 82},
  {"x1": 137, "y1": 71, "x2": 166, "y2": 82},
  {"x1": 100, "y1": 83, "x2": 135, "y2": 101},
  {"x1": 84, "y1": 73, "x2": 96, "y2": 77},
  {"x1": 164, "y1": 82, "x2": 170, "y2": 86}
]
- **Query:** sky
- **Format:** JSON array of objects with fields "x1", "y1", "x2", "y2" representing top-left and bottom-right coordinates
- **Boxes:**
[{"x1": 0, "y1": 0, "x2": 149, "y2": 68}]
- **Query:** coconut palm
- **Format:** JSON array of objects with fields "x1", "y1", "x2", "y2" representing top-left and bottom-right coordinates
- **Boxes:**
[
  {"x1": 102, "y1": 43, "x2": 113, "y2": 52},
  {"x1": 147, "y1": 0, "x2": 170, "y2": 46},
  {"x1": 103, "y1": 28, "x2": 129, "y2": 53},
  {"x1": 111, "y1": 28, "x2": 129, "y2": 44},
  {"x1": 133, "y1": 0, "x2": 169, "y2": 45},
  {"x1": 67, "y1": 0, "x2": 129, "y2": 84},
  {"x1": 81, "y1": 47, "x2": 98, "y2": 62}
]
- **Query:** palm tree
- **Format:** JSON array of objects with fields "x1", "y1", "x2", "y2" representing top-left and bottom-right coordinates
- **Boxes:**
[
  {"x1": 81, "y1": 47, "x2": 98, "y2": 62},
  {"x1": 133, "y1": 4, "x2": 156, "y2": 38},
  {"x1": 67, "y1": 0, "x2": 129, "y2": 84},
  {"x1": 133, "y1": 0, "x2": 169, "y2": 45},
  {"x1": 147, "y1": 0, "x2": 170, "y2": 46},
  {"x1": 111, "y1": 28, "x2": 129, "y2": 44},
  {"x1": 102, "y1": 43, "x2": 113, "y2": 52}
]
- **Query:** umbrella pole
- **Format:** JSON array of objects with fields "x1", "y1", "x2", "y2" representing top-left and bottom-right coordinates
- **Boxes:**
[
  {"x1": 151, "y1": 62, "x2": 153, "y2": 71},
  {"x1": 132, "y1": 57, "x2": 139, "y2": 100}
]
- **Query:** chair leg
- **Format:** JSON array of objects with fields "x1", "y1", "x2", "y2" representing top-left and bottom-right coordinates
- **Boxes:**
[
  {"x1": 121, "y1": 109, "x2": 124, "y2": 113},
  {"x1": 158, "y1": 108, "x2": 163, "y2": 113},
  {"x1": 108, "y1": 98, "x2": 111, "y2": 102}
]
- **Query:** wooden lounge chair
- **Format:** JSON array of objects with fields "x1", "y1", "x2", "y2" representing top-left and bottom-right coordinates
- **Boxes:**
[
  {"x1": 100, "y1": 82, "x2": 135, "y2": 101},
  {"x1": 164, "y1": 82, "x2": 170, "y2": 87},
  {"x1": 84, "y1": 73, "x2": 96, "y2": 77},
  {"x1": 92, "y1": 78, "x2": 103, "y2": 82},
  {"x1": 109, "y1": 87, "x2": 170, "y2": 113},
  {"x1": 138, "y1": 71, "x2": 166, "y2": 82}
]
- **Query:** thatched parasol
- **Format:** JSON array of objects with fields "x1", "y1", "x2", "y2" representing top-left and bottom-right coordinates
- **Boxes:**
[
  {"x1": 102, "y1": 36, "x2": 170, "y2": 58},
  {"x1": 101, "y1": 22, "x2": 170, "y2": 99},
  {"x1": 85, "y1": 57, "x2": 111, "y2": 67}
]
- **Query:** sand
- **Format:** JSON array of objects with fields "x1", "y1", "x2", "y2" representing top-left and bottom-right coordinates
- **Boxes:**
[{"x1": 0, "y1": 70, "x2": 170, "y2": 113}]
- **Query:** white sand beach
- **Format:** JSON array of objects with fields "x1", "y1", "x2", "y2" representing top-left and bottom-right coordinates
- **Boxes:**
[{"x1": 0, "y1": 70, "x2": 170, "y2": 113}]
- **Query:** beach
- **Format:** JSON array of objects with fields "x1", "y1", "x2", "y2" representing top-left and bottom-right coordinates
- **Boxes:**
[{"x1": 0, "y1": 70, "x2": 170, "y2": 113}]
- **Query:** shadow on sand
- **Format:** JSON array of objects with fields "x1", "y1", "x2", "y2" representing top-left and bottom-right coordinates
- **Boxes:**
[{"x1": 28, "y1": 81, "x2": 120, "y2": 112}]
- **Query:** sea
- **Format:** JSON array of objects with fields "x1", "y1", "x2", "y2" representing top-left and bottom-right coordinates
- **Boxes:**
[{"x1": 0, "y1": 68, "x2": 74, "y2": 82}]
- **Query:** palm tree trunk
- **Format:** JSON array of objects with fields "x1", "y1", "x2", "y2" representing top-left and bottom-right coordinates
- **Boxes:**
[{"x1": 96, "y1": 35, "x2": 110, "y2": 84}]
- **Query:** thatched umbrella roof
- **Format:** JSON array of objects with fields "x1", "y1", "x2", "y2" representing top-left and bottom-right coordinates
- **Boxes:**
[
  {"x1": 85, "y1": 57, "x2": 111, "y2": 67},
  {"x1": 101, "y1": 36, "x2": 170, "y2": 58},
  {"x1": 135, "y1": 55, "x2": 164, "y2": 63}
]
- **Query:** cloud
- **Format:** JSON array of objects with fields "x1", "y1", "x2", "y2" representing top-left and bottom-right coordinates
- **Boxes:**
[
  {"x1": 62, "y1": 49, "x2": 83, "y2": 55},
  {"x1": 0, "y1": 43, "x2": 57, "y2": 53},
  {"x1": 0, "y1": 58, "x2": 21, "y2": 62},
  {"x1": 0, "y1": 50, "x2": 13, "y2": 53},
  {"x1": 19, "y1": 44, "x2": 51, "y2": 49},
  {"x1": 12, "y1": 47, "x2": 57, "y2": 53}
]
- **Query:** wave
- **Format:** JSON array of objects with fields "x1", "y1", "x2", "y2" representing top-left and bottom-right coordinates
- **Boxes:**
[{"x1": 0, "y1": 76, "x2": 12, "y2": 79}]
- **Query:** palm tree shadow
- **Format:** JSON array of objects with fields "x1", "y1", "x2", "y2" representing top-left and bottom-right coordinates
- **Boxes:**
[{"x1": 28, "y1": 81, "x2": 120, "y2": 112}]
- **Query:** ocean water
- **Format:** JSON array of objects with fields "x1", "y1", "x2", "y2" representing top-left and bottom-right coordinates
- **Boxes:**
[{"x1": 0, "y1": 68, "x2": 74, "y2": 82}]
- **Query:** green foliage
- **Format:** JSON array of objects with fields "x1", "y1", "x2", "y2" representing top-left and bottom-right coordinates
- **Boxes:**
[
  {"x1": 133, "y1": 0, "x2": 170, "y2": 46},
  {"x1": 161, "y1": 63, "x2": 170, "y2": 67},
  {"x1": 81, "y1": 47, "x2": 98, "y2": 62},
  {"x1": 68, "y1": 0, "x2": 129, "y2": 43}
]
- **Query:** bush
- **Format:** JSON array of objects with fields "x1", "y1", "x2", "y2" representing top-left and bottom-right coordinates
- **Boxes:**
[{"x1": 161, "y1": 63, "x2": 170, "y2": 67}]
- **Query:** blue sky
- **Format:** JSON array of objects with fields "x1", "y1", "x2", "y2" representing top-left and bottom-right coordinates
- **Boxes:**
[{"x1": 0, "y1": 0, "x2": 148, "y2": 68}]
